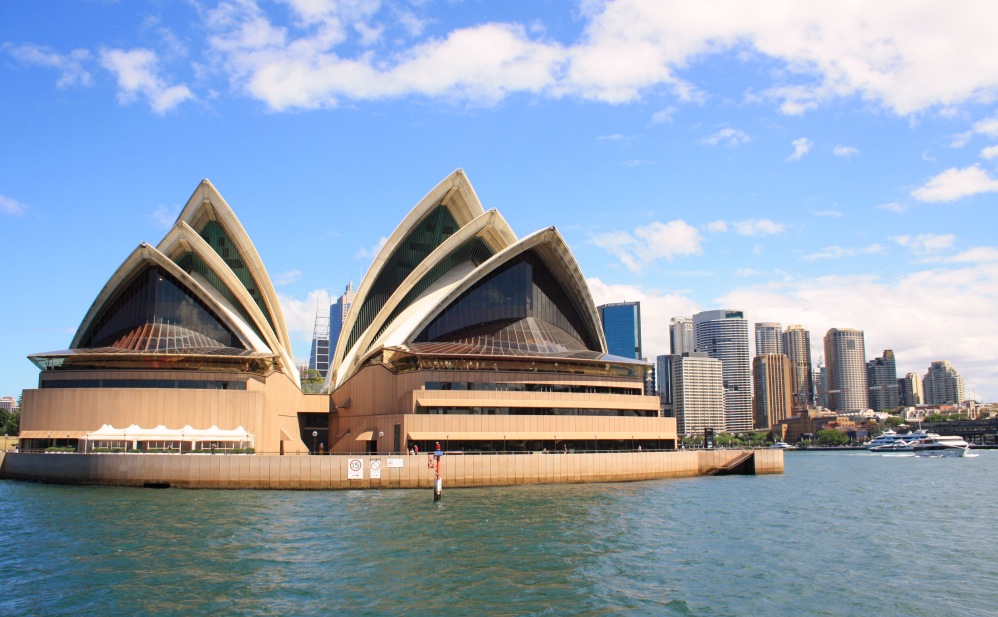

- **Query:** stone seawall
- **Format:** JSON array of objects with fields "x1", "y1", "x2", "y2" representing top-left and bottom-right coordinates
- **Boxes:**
[{"x1": 0, "y1": 449, "x2": 782, "y2": 489}]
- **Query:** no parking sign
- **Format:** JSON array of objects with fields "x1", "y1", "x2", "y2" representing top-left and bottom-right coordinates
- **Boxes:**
[
  {"x1": 347, "y1": 457, "x2": 363, "y2": 479},
  {"x1": 370, "y1": 458, "x2": 382, "y2": 479}
]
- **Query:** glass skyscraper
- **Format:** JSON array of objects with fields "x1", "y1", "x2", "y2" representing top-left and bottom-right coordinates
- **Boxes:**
[
  {"x1": 693, "y1": 309, "x2": 752, "y2": 432},
  {"x1": 598, "y1": 301, "x2": 642, "y2": 359}
]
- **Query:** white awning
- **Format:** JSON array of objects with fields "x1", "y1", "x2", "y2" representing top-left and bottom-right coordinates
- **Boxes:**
[{"x1": 80, "y1": 424, "x2": 254, "y2": 443}]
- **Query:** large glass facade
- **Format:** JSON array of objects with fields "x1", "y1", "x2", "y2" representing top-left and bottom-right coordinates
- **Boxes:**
[
  {"x1": 415, "y1": 251, "x2": 598, "y2": 353},
  {"x1": 343, "y1": 204, "x2": 459, "y2": 360},
  {"x1": 78, "y1": 266, "x2": 242, "y2": 351},
  {"x1": 175, "y1": 251, "x2": 266, "y2": 342},
  {"x1": 198, "y1": 220, "x2": 277, "y2": 334}
]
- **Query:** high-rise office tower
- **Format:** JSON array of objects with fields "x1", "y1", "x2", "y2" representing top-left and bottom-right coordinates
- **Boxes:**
[
  {"x1": 900, "y1": 371, "x2": 923, "y2": 406},
  {"x1": 754, "y1": 322, "x2": 783, "y2": 356},
  {"x1": 752, "y1": 353, "x2": 793, "y2": 430},
  {"x1": 672, "y1": 352, "x2": 725, "y2": 436},
  {"x1": 327, "y1": 282, "x2": 356, "y2": 368},
  {"x1": 823, "y1": 328, "x2": 868, "y2": 412},
  {"x1": 783, "y1": 324, "x2": 814, "y2": 413},
  {"x1": 866, "y1": 349, "x2": 900, "y2": 411},
  {"x1": 598, "y1": 301, "x2": 642, "y2": 359},
  {"x1": 670, "y1": 316, "x2": 695, "y2": 355},
  {"x1": 923, "y1": 360, "x2": 965, "y2": 404},
  {"x1": 693, "y1": 309, "x2": 752, "y2": 432}
]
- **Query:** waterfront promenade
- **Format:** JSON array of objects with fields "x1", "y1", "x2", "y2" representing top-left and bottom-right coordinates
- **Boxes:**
[{"x1": 0, "y1": 449, "x2": 781, "y2": 489}]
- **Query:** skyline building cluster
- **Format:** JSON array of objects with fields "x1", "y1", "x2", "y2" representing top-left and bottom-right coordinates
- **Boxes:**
[
  {"x1": 650, "y1": 313, "x2": 969, "y2": 436},
  {"x1": 308, "y1": 283, "x2": 356, "y2": 378}
]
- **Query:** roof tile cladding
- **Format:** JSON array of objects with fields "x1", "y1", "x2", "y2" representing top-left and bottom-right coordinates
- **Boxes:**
[{"x1": 329, "y1": 170, "x2": 612, "y2": 390}]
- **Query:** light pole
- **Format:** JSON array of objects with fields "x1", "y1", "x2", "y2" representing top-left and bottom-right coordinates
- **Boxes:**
[
  {"x1": 3, "y1": 433, "x2": 7, "y2": 451},
  {"x1": 312, "y1": 430, "x2": 318, "y2": 454}
]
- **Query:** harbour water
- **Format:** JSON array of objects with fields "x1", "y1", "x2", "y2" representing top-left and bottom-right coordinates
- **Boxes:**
[{"x1": 1, "y1": 451, "x2": 996, "y2": 616}]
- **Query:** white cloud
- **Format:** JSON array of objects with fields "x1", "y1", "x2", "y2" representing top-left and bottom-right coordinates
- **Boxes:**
[
  {"x1": 650, "y1": 106, "x2": 677, "y2": 124},
  {"x1": 892, "y1": 233, "x2": 956, "y2": 253},
  {"x1": 597, "y1": 133, "x2": 626, "y2": 141},
  {"x1": 950, "y1": 131, "x2": 974, "y2": 148},
  {"x1": 276, "y1": 289, "x2": 335, "y2": 344},
  {"x1": 148, "y1": 204, "x2": 180, "y2": 228},
  {"x1": 911, "y1": 164, "x2": 998, "y2": 202},
  {"x1": 707, "y1": 219, "x2": 786, "y2": 236},
  {"x1": 803, "y1": 243, "x2": 885, "y2": 261},
  {"x1": 877, "y1": 201, "x2": 907, "y2": 213},
  {"x1": 787, "y1": 137, "x2": 813, "y2": 161},
  {"x1": 0, "y1": 194, "x2": 28, "y2": 216},
  {"x1": 99, "y1": 48, "x2": 194, "y2": 114},
  {"x1": 832, "y1": 144, "x2": 858, "y2": 157},
  {"x1": 813, "y1": 209, "x2": 843, "y2": 218},
  {"x1": 980, "y1": 145, "x2": 998, "y2": 160},
  {"x1": 355, "y1": 236, "x2": 388, "y2": 261},
  {"x1": 945, "y1": 246, "x2": 998, "y2": 263},
  {"x1": 5, "y1": 43, "x2": 92, "y2": 87},
  {"x1": 701, "y1": 127, "x2": 750, "y2": 147},
  {"x1": 273, "y1": 269, "x2": 303, "y2": 286},
  {"x1": 974, "y1": 115, "x2": 998, "y2": 138},
  {"x1": 591, "y1": 220, "x2": 702, "y2": 272}
]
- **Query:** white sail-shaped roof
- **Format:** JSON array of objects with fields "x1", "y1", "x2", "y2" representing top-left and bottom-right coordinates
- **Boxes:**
[{"x1": 330, "y1": 169, "x2": 487, "y2": 386}]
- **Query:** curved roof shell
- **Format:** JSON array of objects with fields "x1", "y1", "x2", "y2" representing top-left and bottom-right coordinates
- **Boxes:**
[{"x1": 330, "y1": 173, "x2": 608, "y2": 389}]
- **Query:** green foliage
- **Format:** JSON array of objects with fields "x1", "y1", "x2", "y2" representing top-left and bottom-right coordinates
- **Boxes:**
[
  {"x1": 817, "y1": 429, "x2": 850, "y2": 446},
  {"x1": 300, "y1": 369, "x2": 324, "y2": 394},
  {"x1": 884, "y1": 416, "x2": 905, "y2": 428},
  {"x1": 44, "y1": 446, "x2": 78, "y2": 453},
  {"x1": 0, "y1": 407, "x2": 20, "y2": 435}
]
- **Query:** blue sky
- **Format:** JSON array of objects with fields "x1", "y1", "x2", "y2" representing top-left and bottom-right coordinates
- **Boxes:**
[{"x1": 2, "y1": 0, "x2": 997, "y2": 402}]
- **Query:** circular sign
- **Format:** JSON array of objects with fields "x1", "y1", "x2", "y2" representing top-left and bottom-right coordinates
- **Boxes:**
[
  {"x1": 349, "y1": 459, "x2": 362, "y2": 472},
  {"x1": 371, "y1": 460, "x2": 381, "y2": 471}
]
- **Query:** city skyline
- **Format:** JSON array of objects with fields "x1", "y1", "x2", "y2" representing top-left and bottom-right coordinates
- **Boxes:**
[{"x1": 2, "y1": 2, "x2": 997, "y2": 401}]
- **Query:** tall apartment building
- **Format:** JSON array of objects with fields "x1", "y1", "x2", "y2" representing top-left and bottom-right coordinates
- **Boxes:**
[
  {"x1": 923, "y1": 360, "x2": 965, "y2": 404},
  {"x1": 866, "y1": 349, "x2": 900, "y2": 411},
  {"x1": 823, "y1": 328, "x2": 868, "y2": 412},
  {"x1": 899, "y1": 371, "x2": 923, "y2": 406},
  {"x1": 754, "y1": 322, "x2": 783, "y2": 356},
  {"x1": 672, "y1": 352, "x2": 725, "y2": 437},
  {"x1": 670, "y1": 316, "x2": 695, "y2": 355},
  {"x1": 783, "y1": 324, "x2": 814, "y2": 412},
  {"x1": 693, "y1": 309, "x2": 752, "y2": 432},
  {"x1": 598, "y1": 301, "x2": 642, "y2": 359},
  {"x1": 752, "y1": 353, "x2": 793, "y2": 430}
]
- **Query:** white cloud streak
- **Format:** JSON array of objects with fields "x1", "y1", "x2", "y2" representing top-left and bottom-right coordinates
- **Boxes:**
[
  {"x1": 591, "y1": 220, "x2": 703, "y2": 272},
  {"x1": 99, "y1": 48, "x2": 194, "y2": 113},
  {"x1": 0, "y1": 194, "x2": 28, "y2": 216},
  {"x1": 803, "y1": 243, "x2": 885, "y2": 261},
  {"x1": 892, "y1": 233, "x2": 956, "y2": 253},
  {"x1": 788, "y1": 137, "x2": 813, "y2": 161},
  {"x1": 5, "y1": 43, "x2": 92, "y2": 87},
  {"x1": 833, "y1": 144, "x2": 858, "y2": 157},
  {"x1": 911, "y1": 164, "x2": 998, "y2": 202},
  {"x1": 707, "y1": 219, "x2": 786, "y2": 236},
  {"x1": 701, "y1": 127, "x2": 750, "y2": 147}
]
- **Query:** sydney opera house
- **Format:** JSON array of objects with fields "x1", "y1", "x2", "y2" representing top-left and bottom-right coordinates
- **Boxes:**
[{"x1": 18, "y1": 171, "x2": 676, "y2": 456}]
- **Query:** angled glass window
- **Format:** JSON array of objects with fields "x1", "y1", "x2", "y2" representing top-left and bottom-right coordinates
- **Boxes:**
[
  {"x1": 77, "y1": 266, "x2": 243, "y2": 351},
  {"x1": 343, "y1": 204, "x2": 459, "y2": 359},
  {"x1": 198, "y1": 220, "x2": 277, "y2": 334},
  {"x1": 175, "y1": 252, "x2": 267, "y2": 343},
  {"x1": 414, "y1": 251, "x2": 599, "y2": 353}
]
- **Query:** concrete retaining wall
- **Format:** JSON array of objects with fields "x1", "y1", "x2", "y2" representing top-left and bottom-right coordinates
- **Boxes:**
[{"x1": 0, "y1": 449, "x2": 782, "y2": 489}]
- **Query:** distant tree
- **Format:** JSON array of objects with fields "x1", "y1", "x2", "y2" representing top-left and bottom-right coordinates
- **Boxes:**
[
  {"x1": 884, "y1": 416, "x2": 905, "y2": 428},
  {"x1": 0, "y1": 408, "x2": 19, "y2": 436},
  {"x1": 817, "y1": 428, "x2": 849, "y2": 446},
  {"x1": 300, "y1": 369, "x2": 324, "y2": 394}
]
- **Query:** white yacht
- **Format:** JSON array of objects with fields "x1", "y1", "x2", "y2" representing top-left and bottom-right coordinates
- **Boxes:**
[
  {"x1": 912, "y1": 434, "x2": 969, "y2": 457},
  {"x1": 768, "y1": 441, "x2": 796, "y2": 450}
]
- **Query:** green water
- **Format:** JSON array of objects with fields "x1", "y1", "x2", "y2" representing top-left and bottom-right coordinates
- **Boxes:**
[{"x1": 2, "y1": 451, "x2": 996, "y2": 616}]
